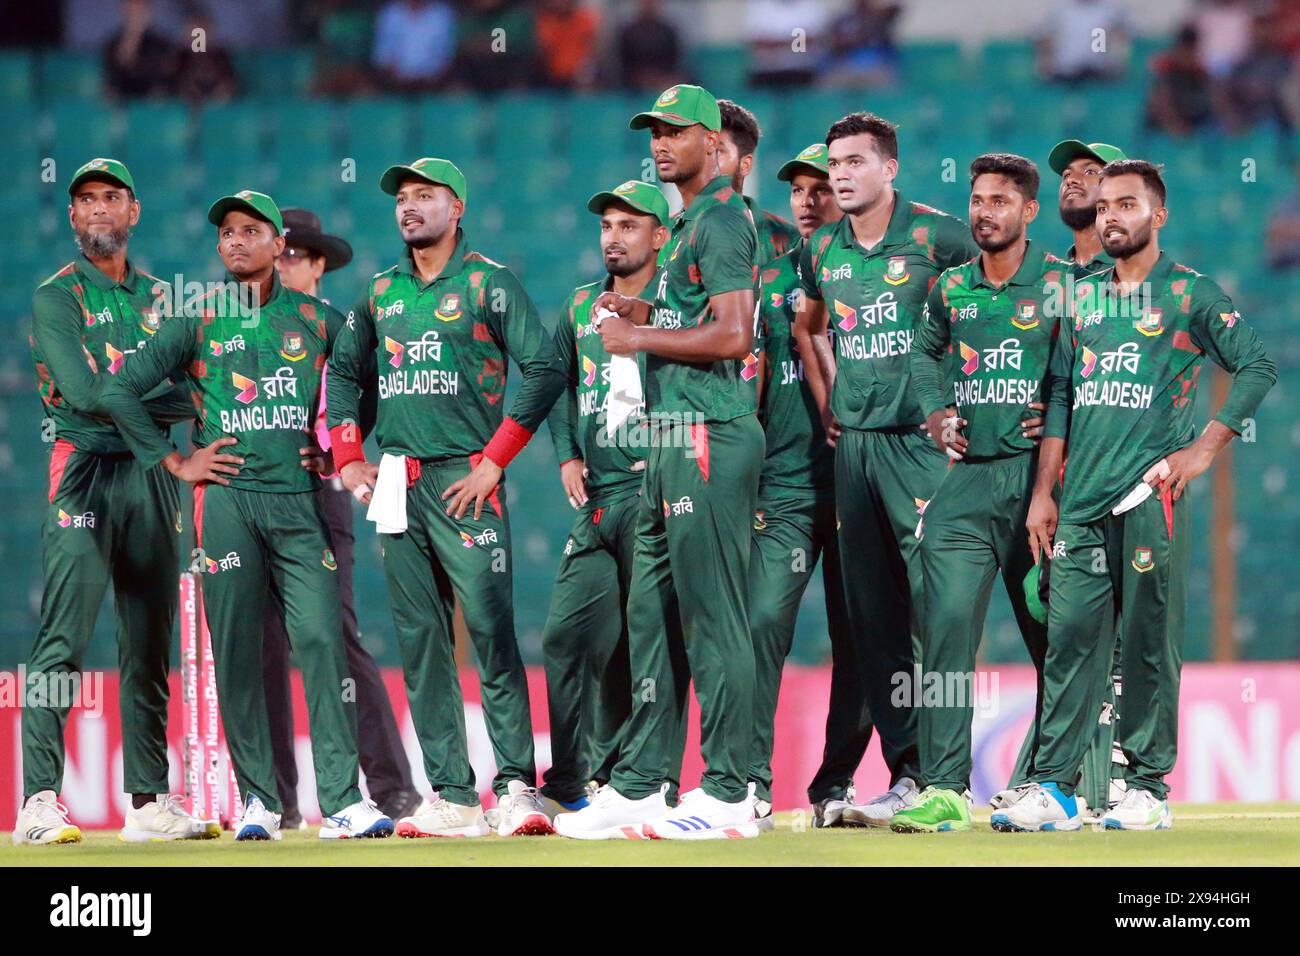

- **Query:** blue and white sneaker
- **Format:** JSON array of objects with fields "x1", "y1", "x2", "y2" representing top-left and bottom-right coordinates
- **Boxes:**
[
  {"x1": 990, "y1": 782, "x2": 1081, "y2": 832},
  {"x1": 642, "y1": 787, "x2": 760, "y2": 840},
  {"x1": 1102, "y1": 788, "x2": 1172, "y2": 830},
  {"x1": 235, "y1": 794, "x2": 282, "y2": 841},
  {"x1": 319, "y1": 797, "x2": 394, "y2": 839}
]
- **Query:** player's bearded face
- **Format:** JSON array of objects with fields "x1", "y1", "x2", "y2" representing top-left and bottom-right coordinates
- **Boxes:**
[
  {"x1": 970, "y1": 173, "x2": 1034, "y2": 254},
  {"x1": 1096, "y1": 175, "x2": 1160, "y2": 259},
  {"x1": 1058, "y1": 158, "x2": 1103, "y2": 232},
  {"x1": 600, "y1": 207, "x2": 658, "y2": 276},
  {"x1": 396, "y1": 182, "x2": 456, "y2": 248},
  {"x1": 788, "y1": 173, "x2": 839, "y2": 239},
  {"x1": 827, "y1": 134, "x2": 894, "y2": 215},
  {"x1": 217, "y1": 211, "x2": 282, "y2": 279},
  {"x1": 650, "y1": 122, "x2": 709, "y2": 184},
  {"x1": 70, "y1": 182, "x2": 137, "y2": 258}
]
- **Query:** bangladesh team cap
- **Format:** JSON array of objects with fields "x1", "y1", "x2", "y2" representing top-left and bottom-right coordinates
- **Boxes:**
[
  {"x1": 777, "y1": 143, "x2": 831, "y2": 181},
  {"x1": 379, "y1": 157, "x2": 467, "y2": 201},
  {"x1": 1048, "y1": 140, "x2": 1127, "y2": 176},
  {"x1": 1023, "y1": 557, "x2": 1052, "y2": 625},
  {"x1": 586, "y1": 180, "x2": 671, "y2": 227},
  {"x1": 68, "y1": 157, "x2": 134, "y2": 197},
  {"x1": 629, "y1": 84, "x2": 721, "y2": 132},
  {"x1": 206, "y1": 189, "x2": 284, "y2": 233}
]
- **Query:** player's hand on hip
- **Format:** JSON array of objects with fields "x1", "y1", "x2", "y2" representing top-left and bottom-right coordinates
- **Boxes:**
[
  {"x1": 299, "y1": 444, "x2": 334, "y2": 475},
  {"x1": 1021, "y1": 401, "x2": 1046, "y2": 442},
  {"x1": 925, "y1": 406, "x2": 968, "y2": 459},
  {"x1": 1159, "y1": 444, "x2": 1212, "y2": 501},
  {"x1": 1025, "y1": 490, "x2": 1058, "y2": 566},
  {"x1": 444, "y1": 457, "x2": 504, "y2": 520},
  {"x1": 340, "y1": 460, "x2": 379, "y2": 504},
  {"x1": 167, "y1": 436, "x2": 243, "y2": 486},
  {"x1": 560, "y1": 458, "x2": 588, "y2": 509}
]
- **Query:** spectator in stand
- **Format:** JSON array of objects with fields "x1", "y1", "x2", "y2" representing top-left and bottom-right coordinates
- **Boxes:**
[
  {"x1": 1266, "y1": 164, "x2": 1300, "y2": 269},
  {"x1": 372, "y1": 0, "x2": 456, "y2": 93},
  {"x1": 1036, "y1": 0, "x2": 1130, "y2": 84},
  {"x1": 822, "y1": 0, "x2": 903, "y2": 89},
  {"x1": 745, "y1": 0, "x2": 830, "y2": 88},
  {"x1": 535, "y1": 0, "x2": 601, "y2": 90},
  {"x1": 1216, "y1": 4, "x2": 1296, "y2": 133},
  {"x1": 171, "y1": 11, "x2": 238, "y2": 105},
  {"x1": 310, "y1": 0, "x2": 378, "y2": 98},
  {"x1": 455, "y1": 0, "x2": 537, "y2": 93},
  {"x1": 616, "y1": 0, "x2": 682, "y2": 91},
  {"x1": 103, "y1": 0, "x2": 178, "y2": 100},
  {"x1": 1144, "y1": 24, "x2": 1213, "y2": 137}
]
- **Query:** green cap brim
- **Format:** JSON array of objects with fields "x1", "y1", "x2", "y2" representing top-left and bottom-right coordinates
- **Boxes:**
[
  {"x1": 68, "y1": 158, "x2": 135, "y2": 197},
  {"x1": 1048, "y1": 139, "x2": 1126, "y2": 175},
  {"x1": 207, "y1": 196, "x2": 282, "y2": 233},
  {"x1": 586, "y1": 191, "x2": 670, "y2": 227},
  {"x1": 777, "y1": 159, "x2": 829, "y2": 182},
  {"x1": 379, "y1": 164, "x2": 467, "y2": 200},
  {"x1": 629, "y1": 110, "x2": 704, "y2": 131}
]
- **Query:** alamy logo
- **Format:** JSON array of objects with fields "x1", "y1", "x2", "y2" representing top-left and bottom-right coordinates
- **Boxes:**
[{"x1": 49, "y1": 886, "x2": 151, "y2": 936}]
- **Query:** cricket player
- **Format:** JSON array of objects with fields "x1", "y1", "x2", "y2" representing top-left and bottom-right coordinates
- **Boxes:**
[
  {"x1": 792, "y1": 112, "x2": 979, "y2": 825},
  {"x1": 537, "y1": 181, "x2": 672, "y2": 818},
  {"x1": 995, "y1": 160, "x2": 1276, "y2": 832},
  {"x1": 717, "y1": 99, "x2": 801, "y2": 263},
  {"x1": 327, "y1": 158, "x2": 566, "y2": 838},
  {"x1": 744, "y1": 143, "x2": 862, "y2": 829},
  {"x1": 100, "y1": 189, "x2": 392, "y2": 842},
  {"x1": 14, "y1": 158, "x2": 220, "y2": 846},
  {"x1": 890, "y1": 153, "x2": 1064, "y2": 832},
  {"x1": 1050, "y1": 139, "x2": 1126, "y2": 276},
  {"x1": 554, "y1": 84, "x2": 764, "y2": 840},
  {"x1": 262, "y1": 207, "x2": 421, "y2": 829}
]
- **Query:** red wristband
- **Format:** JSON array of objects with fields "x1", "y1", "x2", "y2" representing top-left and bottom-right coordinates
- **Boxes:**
[
  {"x1": 482, "y1": 416, "x2": 533, "y2": 468},
  {"x1": 329, "y1": 424, "x2": 365, "y2": 470}
]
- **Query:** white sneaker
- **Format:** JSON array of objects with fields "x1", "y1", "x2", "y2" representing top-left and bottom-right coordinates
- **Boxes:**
[
  {"x1": 396, "y1": 795, "x2": 490, "y2": 838},
  {"x1": 120, "y1": 795, "x2": 220, "y2": 842},
  {"x1": 553, "y1": 783, "x2": 668, "y2": 840},
  {"x1": 990, "y1": 783, "x2": 1081, "y2": 832},
  {"x1": 493, "y1": 780, "x2": 555, "y2": 836},
  {"x1": 235, "y1": 794, "x2": 282, "y2": 841},
  {"x1": 842, "y1": 777, "x2": 920, "y2": 827},
  {"x1": 12, "y1": 790, "x2": 81, "y2": 845},
  {"x1": 319, "y1": 798, "x2": 394, "y2": 839},
  {"x1": 1102, "y1": 788, "x2": 1172, "y2": 831},
  {"x1": 642, "y1": 787, "x2": 760, "y2": 840}
]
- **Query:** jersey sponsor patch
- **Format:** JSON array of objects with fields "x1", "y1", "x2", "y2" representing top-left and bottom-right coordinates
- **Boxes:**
[
  {"x1": 959, "y1": 341, "x2": 979, "y2": 375},
  {"x1": 384, "y1": 336, "x2": 404, "y2": 367},
  {"x1": 232, "y1": 371, "x2": 257, "y2": 404},
  {"x1": 833, "y1": 299, "x2": 857, "y2": 332},
  {"x1": 741, "y1": 352, "x2": 759, "y2": 381}
]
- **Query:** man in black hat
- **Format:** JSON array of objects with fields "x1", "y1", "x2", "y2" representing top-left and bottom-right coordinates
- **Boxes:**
[{"x1": 263, "y1": 207, "x2": 421, "y2": 828}]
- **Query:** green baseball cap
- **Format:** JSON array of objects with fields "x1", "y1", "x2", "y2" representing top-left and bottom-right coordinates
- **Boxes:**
[
  {"x1": 777, "y1": 143, "x2": 831, "y2": 181},
  {"x1": 1023, "y1": 559, "x2": 1051, "y2": 625},
  {"x1": 586, "y1": 180, "x2": 671, "y2": 227},
  {"x1": 68, "y1": 157, "x2": 135, "y2": 197},
  {"x1": 206, "y1": 189, "x2": 284, "y2": 233},
  {"x1": 629, "y1": 84, "x2": 721, "y2": 132},
  {"x1": 1048, "y1": 140, "x2": 1127, "y2": 176},
  {"x1": 379, "y1": 157, "x2": 467, "y2": 201}
]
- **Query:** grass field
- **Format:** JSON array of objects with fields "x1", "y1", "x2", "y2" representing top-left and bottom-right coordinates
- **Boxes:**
[{"x1": 3, "y1": 804, "x2": 1298, "y2": 866}]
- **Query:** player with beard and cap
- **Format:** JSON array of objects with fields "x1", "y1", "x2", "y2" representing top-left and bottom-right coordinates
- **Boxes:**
[
  {"x1": 99, "y1": 189, "x2": 392, "y2": 842},
  {"x1": 793, "y1": 112, "x2": 979, "y2": 827},
  {"x1": 1050, "y1": 139, "x2": 1126, "y2": 277},
  {"x1": 535, "y1": 181, "x2": 673, "y2": 820},
  {"x1": 997, "y1": 160, "x2": 1276, "y2": 832},
  {"x1": 327, "y1": 158, "x2": 567, "y2": 838},
  {"x1": 14, "y1": 158, "x2": 219, "y2": 846},
  {"x1": 258, "y1": 208, "x2": 422, "y2": 830},
  {"x1": 891, "y1": 153, "x2": 1066, "y2": 833},
  {"x1": 744, "y1": 143, "x2": 861, "y2": 830},
  {"x1": 554, "y1": 84, "x2": 765, "y2": 840}
]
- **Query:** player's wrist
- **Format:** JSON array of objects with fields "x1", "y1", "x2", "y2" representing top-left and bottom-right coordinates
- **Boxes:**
[
  {"x1": 328, "y1": 425, "x2": 365, "y2": 470},
  {"x1": 483, "y1": 416, "x2": 532, "y2": 469}
]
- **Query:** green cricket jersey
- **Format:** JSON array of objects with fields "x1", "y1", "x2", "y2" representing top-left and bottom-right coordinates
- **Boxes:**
[
  {"x1": 328, "y1": 229, "x2": 565, "y2": 460},
  {"x1": 756, "y1": 242, "x2": 833, "y2": 498},
  {"x1": 1044, "y1": 253, "x2": 1277, "y2": 523},
  {"x1": 1066, "y1": 243, "x2": 1113, "y2": 277},
  {"x1": 798, "y1": 190, "x2": 979, "y2": 431},
  {"x1": 547, "y1": 276, "x2": 646, "y2": 502},
  {"x1": 102, "y1": 272, "x2": 343, "y2": 492},
  {"x1": 641, "y1": 176, "x2": 759, "y2": 423},
  {"x1": 31, "y1": 256, "x2": 194, "y2": 455},
  {"x1": 912, "y1": 244, "x2": 1068, "y2": 461},
  {"x1": 745, "y1": 195, "x2": 800, "y2": 264}
]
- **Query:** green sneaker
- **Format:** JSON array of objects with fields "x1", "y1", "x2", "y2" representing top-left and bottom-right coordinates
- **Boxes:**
[{"x1": 889, "y1": 787, "x2": 972, "y2": 833}]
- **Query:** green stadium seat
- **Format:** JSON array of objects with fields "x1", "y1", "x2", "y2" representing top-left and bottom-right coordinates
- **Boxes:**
[
  {"x1": 0, "y1": 51, "x2": 34, "y2": 103},
  {"x1": 39, "y1": 51, "x2": 102, "y2": 101}
]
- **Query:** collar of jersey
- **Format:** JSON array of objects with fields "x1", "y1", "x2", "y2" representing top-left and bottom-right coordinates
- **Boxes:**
[
  {"x1": 222, "y1": 268, "x2": 285, "y2": 306},
  {"x1": 1099, "y1": 249, "x2": 1175, "y2": 291},
  {"x1": 969, "y1": 241, "x2": 1047, "y2": 291},
  {"x1": 1066, "y1": 242, "x2": 1113, "y2": 273},
  {"x1": 78, "y1": 254, "x2": 141, "y2": 293},
  {"x1": 392, "y1": 227, "x2": 469, "y2": 286},
  {"x1": 834, "y1": 188, "x2": 912, "y2": 254},
  {"x1": 676, "y1": 176, "x2": 734, "y2": 224}
]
